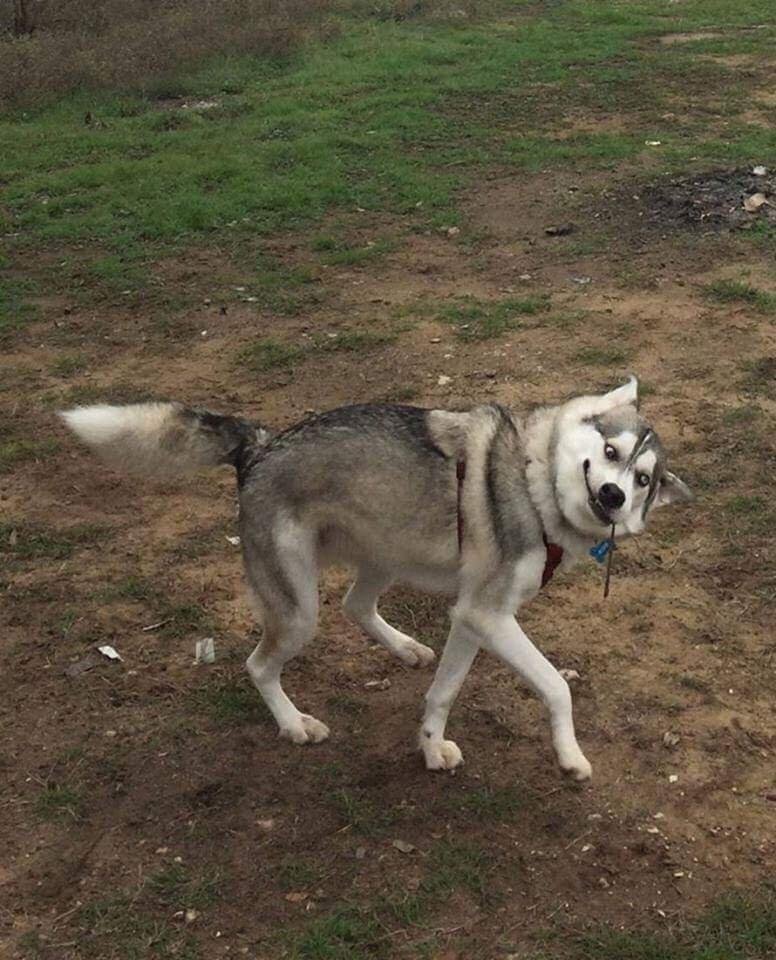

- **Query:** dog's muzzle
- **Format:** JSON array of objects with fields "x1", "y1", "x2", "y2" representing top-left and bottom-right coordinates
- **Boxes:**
[{"x1": 583, "y1": 460, "x2": 619, "y2": 525}]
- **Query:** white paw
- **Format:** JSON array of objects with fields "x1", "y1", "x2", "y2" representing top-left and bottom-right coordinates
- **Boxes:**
[
  {"x1": 280, "y1": 714, "x2": 330, "y2": 745},
  {"x1": 422, "y1": 738, "x2": 463, "y2": 771},
  {"x1": 396, "y1": 639, "x2": 436, "y2": 667},
  {"x1": 557, "y1": 746, "x2": 592, "y2": 782}
]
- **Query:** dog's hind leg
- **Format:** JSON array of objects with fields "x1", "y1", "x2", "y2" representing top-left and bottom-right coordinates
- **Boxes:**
[
  {"x1": 243, "y1": 521, "x2": 329, "y2": 745},
  {"x1": 343, "y1": 565, "x2": 435, "y2": 667}
]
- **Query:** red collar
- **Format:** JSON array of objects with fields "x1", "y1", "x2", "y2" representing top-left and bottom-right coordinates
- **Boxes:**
[
  {"x1": 541, "y1": 534, "x2": 564, "y2": 587},
  {"x1": 456, "y1": 457, "x2": 564, "y2": 588}
]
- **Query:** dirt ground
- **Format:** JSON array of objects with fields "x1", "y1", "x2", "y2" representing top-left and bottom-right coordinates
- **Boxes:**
[{"x1": 2, "y1": 160, "x2": 775, "y2": 959}]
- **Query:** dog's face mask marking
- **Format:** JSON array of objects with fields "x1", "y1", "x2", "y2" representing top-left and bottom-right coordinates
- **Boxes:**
[{"x1": 554, "y1": 377, "x2": 693, "y2": 538}]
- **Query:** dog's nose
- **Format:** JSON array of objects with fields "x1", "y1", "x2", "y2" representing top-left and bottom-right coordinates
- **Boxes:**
[{"x1": 598, "y1": 483, "x2": 625, "y2": 511}]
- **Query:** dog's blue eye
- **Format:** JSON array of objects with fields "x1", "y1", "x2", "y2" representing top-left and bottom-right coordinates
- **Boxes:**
[
  {"x1": 604, "y1": 444, "x2": 618, "y2": 461},
  {"x1": 637, "y1": 472, "x2": 650, "y2": 488}
]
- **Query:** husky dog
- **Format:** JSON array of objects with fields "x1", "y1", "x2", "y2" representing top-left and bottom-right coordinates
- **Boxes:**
[{"x1": 61, "y1": 376, "x2": 691, "y2": 781}]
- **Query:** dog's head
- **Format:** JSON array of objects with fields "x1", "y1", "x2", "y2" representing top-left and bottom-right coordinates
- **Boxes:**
[{"x1": 553, "y1": 376, "x2": 692, "y2": 538}]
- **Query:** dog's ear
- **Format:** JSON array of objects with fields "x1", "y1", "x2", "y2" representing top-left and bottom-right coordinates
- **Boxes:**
[
  {"x1": 597, "y1": 374, "x2": 639, "y2": 412},
  {"x1": 654, "y1": 470, "x2": 693, "y2": 509}
]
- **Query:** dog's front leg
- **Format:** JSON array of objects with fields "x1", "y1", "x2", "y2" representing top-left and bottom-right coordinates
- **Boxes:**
[
  {"x1": 419, "y1": 621, "x2": 479, "y2": 771},
  {"x1": 461, "y1": 609, "x2": 592, "y2": 781}
]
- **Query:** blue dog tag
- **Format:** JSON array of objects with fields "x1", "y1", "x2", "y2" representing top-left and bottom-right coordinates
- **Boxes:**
[{"x1": 589, "y1": 538, "x2": 614, "y2": 564}]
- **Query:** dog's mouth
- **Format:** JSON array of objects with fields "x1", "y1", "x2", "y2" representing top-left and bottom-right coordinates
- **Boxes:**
[{"x1": 583, "y1": 459, "x2": 612, "y2": 526}]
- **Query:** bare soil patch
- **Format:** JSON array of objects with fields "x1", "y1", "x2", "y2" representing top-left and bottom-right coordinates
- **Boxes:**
[{"x1": 2, "y1": 158, "x2": 776, "y2": 958}]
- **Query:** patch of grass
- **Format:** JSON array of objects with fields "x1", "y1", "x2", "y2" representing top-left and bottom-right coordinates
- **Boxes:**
[
  {"x1": 327, "y1": 693, "x2": 366, "y2": 716},
  {"x1": 196, "y1": 677, "x2": 271, "y2": 726},
  {"x1": 0, "y1": 275, "x2": 37, "y2": 340},
  {"x1": 314, "y1": 329, "x2": 395, "y2": 354},
  {"x1": 576, "y1": 345, "x2": 631, "y2": 366},
  {"x1": 146, "y1": 865, "x2": 221, "y2": 910},
  {"x1": 0, "y1": 437, "x2": 60, "y2": 474},
  {"x1": 422, "y1": 841, "x2": 490, "y2": 905},
  {"x1": 0, "y1": 521, "x2": 105, "y2": 560},
  {"x1": 437, "y1": 295, "x2": 550, "y2": 341},
  {"x1": 34, "y1": 782, "x2": 84, "y2": 822},
  {"x1": 448, "y1": 785, "x2": 527, "y2": 820},
  {"x1": 236, "y1": 328, "x2": 395, "y2": 373},
  {"x1": 78, "y1": 896, "x2": 200, "y2": 960},
  {"x1": 292, "y1": 905, "x2": 382, "y2": 960},
  {"x1": 312, "y1": 235, "x2": 395, "y2": 266},
  {"x1": 722, "y1": 403, "x2": 761, "y2": 426},
  {"x1": 567, "y1": 889, "x2": 776, "y2": 960},
  {"x1": 102, "y1": 576, "x2": 159, "y2": 602},
  {"x1": 50, "y1": 353, "x2": 88, "y2": 377},
  {"x1": 705, "y1": 279, "x2": 776, "y2": 313},
  {"x1": 331, "y1": 788, "x2": 396, "y2": 836},
  {"x1": 158, "y1": 603, "x2": 212, "y2": 639},
  {"x1": 740, "y1": 356, "x2": 776, "y2": 397},
  {"x1": 236, "y1": 338, "x2": 305, "y2": 372},
  {"x1": 723, "y1": 495, "x2": 772, "y2": 534},
  {"x1": 385, "y1": 890, "x2": 426, "y2": 927},
  {"x1": 278, "y1": 857, "x2": 321, "y2": 890}
]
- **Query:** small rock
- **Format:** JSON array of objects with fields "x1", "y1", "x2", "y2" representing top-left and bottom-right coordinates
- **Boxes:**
[
  {"x1": 668, "y1": 774, "x2": 679, "y2": 784},
  {"x1": 571, "y1": 275, "x2": 592, "y2": 285},
  {"x1": 256, "y1": 819, "x2": 275, "y2": 832},
  {"x1": 156, "y1": 847, "x2": 169, "y2": 855},
  {"x1": 447, "y1": 226, "x2": 460, "y2": 237},
  {"x1": 364, "y1": 678, "x2": 391, "y2": 691},
  {"x1": 645, "y1": 140, "x2": 662, "y2": 146},
  {"x1": 437, "y1": 374, "x2": 452, "y2": 387},
  {"x1": 285, "y1": 892, "x2": 308, "y2": 903},
  {"x1": 662, "y1": 731, "x2": 680, "y2": 749},
  {"x1": 545, "y1": 223, "x2": 575, "y2": 236},
  {"x1": 185, "y1": 909, "x2": 199, "y2": 924},
  {"x1": 518, "y1": 273, "x2": 532, "y2": 281},
  {"x1": 392, "y1": 840, "x2": 416, "y2": 854},
  {"x1": 753, "y1": 165, "x2": 767, "y2": 176},
  {"x1": 559, "y1": 669, "x2": 580, "y2": 682},
  {"x1": 743, "y1": 193, "x2": 768, "y2": 213},
  {"x1": 355, "y1": 847, "x2": 367, "y2": 860},
  {"x1": 430, "y1": 337, "x2": 441, "y2": 344},
  {"x1": 203, "y1": 298, "x2": 212, "y2": 305}
]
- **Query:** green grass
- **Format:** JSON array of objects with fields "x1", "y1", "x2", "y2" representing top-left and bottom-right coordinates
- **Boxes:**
[
  {"x1": 50, "y1": 353, "x2": 88, "y2": 377},
  {"x1": 236, "y1": 329, "x2": 395, "y2": 373},
  {"x1": 278, "y1": 857, "x2": 321, "y2": 890},
  {"x1": 78, "y1": 896, "x2": 201, "y2": 960},
  {"x1": 0, "y1": 274, "x2": 37, "y2": 339},
  {"x1": 705, "y1": 280, "x2": 776, "y2": 313},
  {"x1": 740, "y1": 356, "x2": 776, "y2": 397},
  {"x1": 330, "y1": 789, "x2": 396, "y2": 836},
  {"x1": 292, "y1": 906, "x2": 382, "y2": 960},
  {"x1": 3, "y1": 0, "x2": 775, "y2": 269},
  {"x1": 422, "y1": 841, "x2": 491, "y2": 905},
  {"x1": 0, "y1": 437, "x2": 60, "y2": 473},
  {"x1": 576, "y1": 345, "x2": 631, "y2": 366},
  {"x1": 236, "y1": 338, "x2": 305, "y2": 371},
  {"x1": 437, "y1": 295, "x2": 550, "y2": 341},
  {"x1": 0, "y1": 521, "x2": 105, "y2": 560},
  {"x1": 446, "y1": 784, "x2": 527, "y2": 820},
  {"x1": 146, "y1": 865, "x2": 221, "y2": 910},
  {"x1": 34, "y1": 783, "x2": 84, "y2": 821},
  {"x1": 312, "y1": 235, "x2": 395, "y2": 266},
  {"x1": 195, "y1": 677, "x2": 272, "y2": 726},
  {"x1": 562, "y1": 890, "x2": 776, "y2": 960}
]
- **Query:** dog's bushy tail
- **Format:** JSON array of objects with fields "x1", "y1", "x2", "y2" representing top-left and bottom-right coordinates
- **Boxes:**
[{"x1": 59, "y1": 402, "x2": 270, "y2": 477}]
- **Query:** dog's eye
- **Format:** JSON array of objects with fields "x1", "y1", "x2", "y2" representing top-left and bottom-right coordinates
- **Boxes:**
[
  {"x1": 604, "y1": 443, "x2": 618, "y2": 461},
  {"x1": 637, "y1": 472, "x2": 650, "y2": 488}
]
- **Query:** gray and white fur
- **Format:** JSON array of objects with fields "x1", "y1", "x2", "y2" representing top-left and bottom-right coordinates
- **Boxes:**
[{"x1": 61, "y1": 377, "x2": 692, "y2": 781}]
